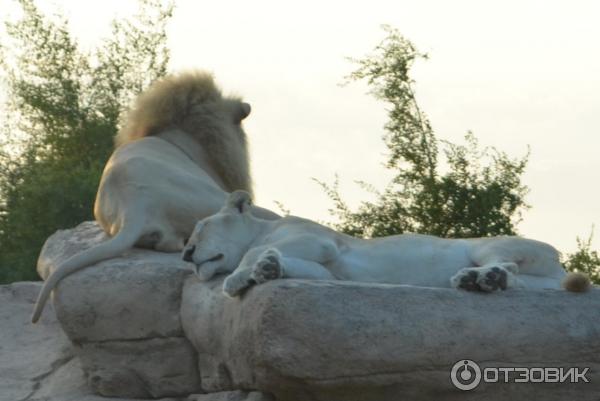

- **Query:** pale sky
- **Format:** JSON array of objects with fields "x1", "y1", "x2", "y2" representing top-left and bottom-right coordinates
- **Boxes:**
[{"x1": 2, "y1": 0, "x2": 599, "y2": 253}]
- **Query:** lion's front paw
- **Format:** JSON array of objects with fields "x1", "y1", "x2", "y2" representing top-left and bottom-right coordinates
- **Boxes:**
[
  {"x1": 251, "y1": 248, "x2": 283, "y2": 284},
  {"x1": 451, "y1": 264, "x2": 516, "y2": 292}
]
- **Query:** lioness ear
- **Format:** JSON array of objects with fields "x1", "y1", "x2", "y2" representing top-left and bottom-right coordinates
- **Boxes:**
[
  {"x1": 239, "y1": 102, "x2": 251, "y2": 121},
  {"x1": 225, "y1": 190, "x2": 252, "y2": 213}
]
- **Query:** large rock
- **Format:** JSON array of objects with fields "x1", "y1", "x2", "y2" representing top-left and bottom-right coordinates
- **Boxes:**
[
  {"x1": 37, "y1": 222, "x2": 189, "y2": 342},
  {"x1": 181, "y1": 276, "x2": 600, "y2": 401},
  {"x1": 32, "y1": 221, "x2": 600, "y2": 400},
  {"x1": 37, "y1": 222, "x2": 202, "y2": 398}
]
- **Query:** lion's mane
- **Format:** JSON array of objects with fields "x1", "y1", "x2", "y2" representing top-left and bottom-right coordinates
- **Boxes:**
[{"x1": 116, "y1": 71, "x2": 252, "y2": 193}]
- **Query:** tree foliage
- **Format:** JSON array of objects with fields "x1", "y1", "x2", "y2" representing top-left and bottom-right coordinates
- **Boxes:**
[
  {"x1": 320, "y1": 26, "x2": 529, "y2": 239},
  {"x1": 0, "y1": 0, "x2": 173, "y2": 283}
]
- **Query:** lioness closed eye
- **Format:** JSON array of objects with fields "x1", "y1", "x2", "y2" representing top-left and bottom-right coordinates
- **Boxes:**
[{"x1": 183, "y1": 190, "x2": 590, "y2": 297}]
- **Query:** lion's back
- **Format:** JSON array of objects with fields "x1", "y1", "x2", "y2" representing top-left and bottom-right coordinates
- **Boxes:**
[{"x1": 94, "y1": 137, "x2": 225, "y2": 232}]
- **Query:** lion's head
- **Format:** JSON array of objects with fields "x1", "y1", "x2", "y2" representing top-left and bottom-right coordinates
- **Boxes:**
[{"x1": 116, "y1": 70, "x2": 252, "y2": 193}]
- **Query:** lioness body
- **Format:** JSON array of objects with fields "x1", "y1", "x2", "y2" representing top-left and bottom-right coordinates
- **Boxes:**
[{"x1": 184, "y1": 191, "x2": 584, "y2": 297}]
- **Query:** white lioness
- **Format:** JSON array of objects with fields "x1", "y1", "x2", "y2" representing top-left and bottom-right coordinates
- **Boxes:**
[
  {"x1": 32, "y1": 72, "x2": 278, "y2": 323},
  {"x1": 183, "y1": 191, "x2": 589, "y2": 297}
]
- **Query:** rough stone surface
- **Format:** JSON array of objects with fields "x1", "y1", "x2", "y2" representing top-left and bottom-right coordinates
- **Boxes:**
[
  {"x1": 182, "y1": 276, "x2": 600, "y2": 401},
  {"x1": 0, "y1": 281, "x2": 273, "y2": 401},
  {"x1": 0, "y1": 281, "x2": 180, "y2": 401},
  {"x1": 186, "y1": 391, "x2": 274, "y2": 401},
  {"x1": 36, "y1": 222, "x2": 202, "y2": 397},
  {"x1": 78, "y1": 337, "x2": 200, "y2": 398}
]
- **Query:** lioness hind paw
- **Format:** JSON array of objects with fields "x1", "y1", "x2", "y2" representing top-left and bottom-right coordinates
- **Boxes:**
[
  {"x1": 451, "y1": 269, "x2": 481, "y2": 291},
  {"x1": 451, "y1": 265, "x2": 511, "y2": 293},
  {"x1": 477, "y1": 266, "x2": 509, "y2": 292}
]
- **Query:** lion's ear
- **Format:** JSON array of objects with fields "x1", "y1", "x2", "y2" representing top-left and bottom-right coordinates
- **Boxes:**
[
  {"x1": 224, "y1": 190, "x2": 252, "y2": 213},
  {"x1": 238, "y1": 102, "x2": 251, "y2": 121}
]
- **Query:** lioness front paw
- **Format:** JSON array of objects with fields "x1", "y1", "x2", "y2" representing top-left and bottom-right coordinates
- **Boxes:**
[
  {"x1": 251, "y1": 248, "x2": 283, "y2": 284},
  {"x1": 195, "y1": 265, "x2": 217, "y2": 282},
  {"x1": 223, "y1": 274, "x2": 247, "y2": 298}
]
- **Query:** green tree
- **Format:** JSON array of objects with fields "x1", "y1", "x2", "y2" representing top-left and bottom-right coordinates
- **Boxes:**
[
  {"x1": 320, "y1": 26, "x2": 529, "y2": 239},
  {"x1": 0, "y1": 0, "x2": 173, "y2": 283}
]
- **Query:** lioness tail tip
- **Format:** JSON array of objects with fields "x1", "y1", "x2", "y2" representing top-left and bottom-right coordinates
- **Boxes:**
[{"x1": 562, "y1": 272, "x2": 591, "y2": 293}]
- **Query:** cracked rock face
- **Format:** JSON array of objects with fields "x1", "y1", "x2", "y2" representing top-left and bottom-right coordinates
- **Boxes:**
[
  {"x1": 0, "y1": 280, "x2": 272, "y2": 401},
  {"x1": 0, "y1": 281, "x2": 182, "y2": 401},
  {"x1": 0, "y1": 282, "x2": 74, "y2": 401}
]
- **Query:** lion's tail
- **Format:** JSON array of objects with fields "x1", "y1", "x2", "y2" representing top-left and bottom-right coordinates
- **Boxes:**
[
  {"x1": 115, "y1": 70, "x2": 221, "y2": 147},
  {"x1": 562, "y1": 272, "x2": 592, "y2": 292},
  {"x1": 31, "y1": 220, "x2": 143, "y2": 324}
]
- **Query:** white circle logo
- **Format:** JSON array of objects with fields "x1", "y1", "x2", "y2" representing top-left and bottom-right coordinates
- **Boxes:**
[{"x1": 451, "y1": 359, "x2": 482, "y2": 390}]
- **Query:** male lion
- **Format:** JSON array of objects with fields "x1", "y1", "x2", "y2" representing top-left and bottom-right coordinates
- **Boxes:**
[
  {"x1": 183, "y1": 191, "x2": 590, "y2": 297},
  {"x1": 32, "y1": 71, "x2": 278, "y2": 323}
]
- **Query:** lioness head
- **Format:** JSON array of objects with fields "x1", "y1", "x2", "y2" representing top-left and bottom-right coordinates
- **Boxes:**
[{"x1": 182, "y1": 190, "x2": 256, "y2": 280}]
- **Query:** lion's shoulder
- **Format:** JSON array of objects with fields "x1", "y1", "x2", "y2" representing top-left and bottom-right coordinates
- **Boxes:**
[{"x1": 109, "y1": 137, "x2": 196, "y2": 168}]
